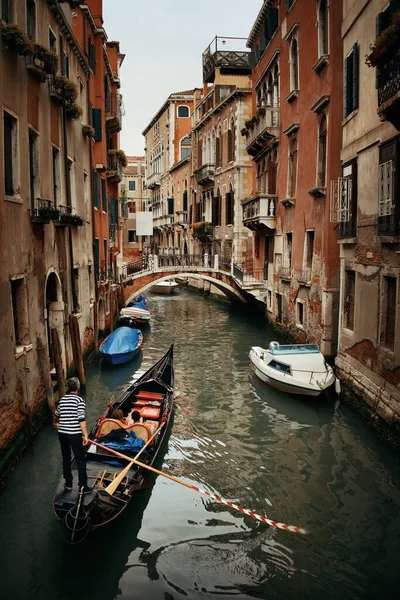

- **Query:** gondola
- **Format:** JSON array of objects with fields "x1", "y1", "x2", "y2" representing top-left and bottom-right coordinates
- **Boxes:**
[{"x1": 53, "y1": 345, "x2": 174, "y2": 543}]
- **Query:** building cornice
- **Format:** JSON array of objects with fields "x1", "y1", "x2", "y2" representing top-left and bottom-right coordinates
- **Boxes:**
[
  {"x1": 47, "y1": 0, "x2": 90, "y2": 76},
  {"x1": 169, "y1": 155, "x2": 191, "y2": 174},
  {"x1": 193, "y1": 88, "x2": 252, "y2": 132},
  {"x1": 247, "y1": 0, "x2": 275, "y2": 48},
  {"x1": 142, "y1": 91, "x2": 195, "y2": 136}
]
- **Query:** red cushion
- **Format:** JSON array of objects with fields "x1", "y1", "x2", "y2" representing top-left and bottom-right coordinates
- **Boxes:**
[
  {"x1": 135, "y1": 391, "x2": 164, "y2": 401},
  {"x1": 132, "y1": 404, "x2": 161, "y2": 419}
]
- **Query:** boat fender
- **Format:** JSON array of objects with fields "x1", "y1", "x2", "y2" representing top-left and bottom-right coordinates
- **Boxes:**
[{"x1": 334, "y1": 378, "x2": 341, "y2": 395}]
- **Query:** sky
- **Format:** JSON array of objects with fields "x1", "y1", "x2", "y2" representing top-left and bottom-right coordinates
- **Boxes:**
[{"x1": 103, "y1": 0, "x2": 262, "y2": 156}]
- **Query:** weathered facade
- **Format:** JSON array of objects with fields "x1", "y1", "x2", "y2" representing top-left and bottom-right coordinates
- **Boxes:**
[
  {"x1": 191, "y1": 37, "x2": 253, "y2": 266},
  {"x1": 120, "y1": 155, "x2": 147, "y2": 260},
  {"x1": 143, "y1": 90, "x2": 194, "y2": 255},
  {"x1": 169, "y1": 156, "x2": 191, "y2": 255},
  {"x1": 0, "y1": 0, "x2": 124, "y2": 477},
  {"x1": 335, "y1": 0, "x2": 400, "y2": 432},
  {"x1": 243, "y1": 0, "x2": 343, "y2": 357}
]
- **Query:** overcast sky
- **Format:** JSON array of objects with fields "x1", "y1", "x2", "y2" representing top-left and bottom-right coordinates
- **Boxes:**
[{"x1": 103, "y1": 0, "x2": 262, "y2": 156}]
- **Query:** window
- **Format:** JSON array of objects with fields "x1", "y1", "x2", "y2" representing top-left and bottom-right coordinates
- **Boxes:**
[
  {"x1": 101, "y1": 177, "x2": 107, "y2": 212},
  {"x1": 10, "y1": 277, "x2": 30, "y2": 347},
  {"x1": 269, "y1": 360, "x2": 292, "y2": 374},
  {"x1": 286, "y1": 232, "x2": 293, "y2": 268},
  {"x1": 227, "y1": 123, "x2": 235, "y2": 163},
  {"x1": 61, "y1": 51, "x2": 69, "y2": 78},
  {"x1": 177, "y1": 105, "x2": 190, "y2": 118},
  {"x1": 286, "y1": 0, "x2": 295, "y2": 11},
  {"x1": 383, "y1": 277, "x2": 396, "y2": 351},
  {"x1": 212, "y1": 193, "x2": 221, "y2": 226},
  {"x1": 268, "y1": 154, "x2": 277, "y2": 194},
  {"x1": 88, "y1": 37, "x2": 96, "y2": 73},
  {"x1": 344, "y1": 270, "x2": 355, "y2": 330},
  {"x1": 290, "y1": 38, "x2": 299, "y2": 91},
  {"x1": 318, "y1": 0, "x2": 329, "y2": 56},
  {"x1": 129, "y1": 180, "x2": 136, "y2": 191},
  {"x1": 128, "y1": 229, "x2": 137, "y2": 243},
  {"x1": 344, "y1": 43, "x2": 359, "y2": 117},
  {"x1": 2, "y1": 0, "x2": 11, "y2": 22},
  {"x1": 103, "y1": 239, "x2": 108, "y2": 272},
  {"x1": 226, "y1": 189, "x2": 234, "y2": 225},
  {"x1": 288, "y1": 133, "x2": 298, "y2": 198},
  {"x1": 26, "y1": 0, "x2": 36, "y2": 40},
  {"x1": 28, "y1": 130, "x2": 39, "y2": 208},
  {"x1": 330, "y1": 159, "x2": 358, "y2": 238},
  {"x1": 52, "y1": 146, "x2": 60, "y2": 206},
  {"x1": 73, "y1": 268, "x2": 80, "y2": 312},
  {"x1": 181, "y1": 136, "x2": 191, "y2": 160},
  {"x1": 4, "y1": 111, "x2": 18, "y2": 197},
  {"x1": 296, "y1": 301, "x2": 304, "y2": 326},
  {"x1": 94, "y1": 238, "x2": 100, "y2": 281},
  {"x1": 92, "y1": 170, "x2": 100, "y2": 209},
  {"x1": 92, "y1": 107, "x2": 102, "y2": 141},
  {"x1": 67, "y1": 158, "x2": 74, "y2": 208},
  {"x1": 378, "y1": 137, "x2": 399, "y2": 236},
  {"x1": 304, "y1": 230, "x2": 315, "y2": 270},
  {"x1": 49, "y1": 28, "x2": 57, "y2": 53},
  {"x1": 317, "y1": 114, "x2": 327, "y2": 187},
  {"x1": 276, "y1": 293, "x2": 283, "y2": 323},
  {"x1": 84, "y1": 171, "x2": 89, "y2": 220}
]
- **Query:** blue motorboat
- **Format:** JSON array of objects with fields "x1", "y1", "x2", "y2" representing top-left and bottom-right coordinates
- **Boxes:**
[
  {"x1": 99, "y1": 326, "x2": 143, "y2": 366},
  {"x1": 119, "y1": 295, "x2": 151, "y2": 327}
]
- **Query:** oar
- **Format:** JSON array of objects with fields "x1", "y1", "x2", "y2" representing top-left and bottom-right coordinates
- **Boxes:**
[
  {"x1": 103, "y1": 422, "x2": 165, "y2": 496},
  {"x1": 90, "y1": 439, "x2": 307, "y2": 535}
]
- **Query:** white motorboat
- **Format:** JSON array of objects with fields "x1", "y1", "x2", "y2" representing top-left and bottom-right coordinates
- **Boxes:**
[
  {"x1": 249, "y1": 341, "x2": 337, "y2": 397},
  {"x1": 151, "y1": 279, "x2": 179, "y2": 295}
]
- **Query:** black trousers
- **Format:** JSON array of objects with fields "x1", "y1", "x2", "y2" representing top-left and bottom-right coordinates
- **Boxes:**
[{"x1": 58, "y1": 432, "x2": 87, "y2": 488}]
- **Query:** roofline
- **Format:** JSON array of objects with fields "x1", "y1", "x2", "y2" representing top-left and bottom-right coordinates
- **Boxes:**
[
  {"x1": 247, "y1": 1, "x2": 274, "y2": 49},
  {"x1": 142, "y1": 90, "x2": 197, "y2": 136}
]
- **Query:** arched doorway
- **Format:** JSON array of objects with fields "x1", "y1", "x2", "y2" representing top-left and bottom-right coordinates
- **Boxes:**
[{"x1": 45, "y1": 271, "x2": 63, "y2": 370}]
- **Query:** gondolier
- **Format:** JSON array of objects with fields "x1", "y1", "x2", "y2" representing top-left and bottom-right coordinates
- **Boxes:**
[{"x1": 54, "y1": 377, "x2": 91, "y2": 493}]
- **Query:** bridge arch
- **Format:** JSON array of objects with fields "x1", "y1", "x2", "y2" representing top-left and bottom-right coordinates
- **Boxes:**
[{"x1": 124, "y1": 272, "x2": 247, "y2": 306}]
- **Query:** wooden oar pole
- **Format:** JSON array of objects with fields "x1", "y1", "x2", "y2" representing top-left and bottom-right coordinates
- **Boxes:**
[
  {"x1": 103, "y1": 422, "x2": 165, "y2": 496},
  {"x1": 90, "y1": 439, "x2": 307, "y2": 535}
]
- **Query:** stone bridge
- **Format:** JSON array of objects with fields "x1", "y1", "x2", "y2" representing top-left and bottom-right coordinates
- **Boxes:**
[{"x1": 120, "y1": 254, "x2": 265, "y2": 305}]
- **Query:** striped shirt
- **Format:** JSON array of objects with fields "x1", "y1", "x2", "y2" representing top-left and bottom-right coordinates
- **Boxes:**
[{"x1": 55, "y1": 394, "x2": 86, "y2": 435}]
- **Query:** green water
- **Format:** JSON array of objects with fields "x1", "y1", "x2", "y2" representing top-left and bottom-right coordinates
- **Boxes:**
[{"x1": 0, "y1": 288, "x2": 399, "y2": 600}]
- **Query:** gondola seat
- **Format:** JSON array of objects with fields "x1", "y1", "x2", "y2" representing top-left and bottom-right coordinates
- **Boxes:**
[
  {"x1": 135, "y1": 391, "x2": 165, "y2": 402},
  {"x1": 126, "y1": 422, "x2": 153, "y2": 443},
  {"x1": 96, "y1": 418, "x2": 125, "y2": 438},
  {"x1": 131, "y1": 405, "x2": 161, "y2": 420}
]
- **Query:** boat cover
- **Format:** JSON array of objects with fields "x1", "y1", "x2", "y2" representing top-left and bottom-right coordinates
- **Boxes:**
[
  {"x1": 97, "y1": 430, "x2": 145, "y2": 454},
  {"x1": 128, "y1": 295, "x2": 147, "y2": 310},
  {"x1": 100, "y1": 327, "x2": 141, "y2": 355}
]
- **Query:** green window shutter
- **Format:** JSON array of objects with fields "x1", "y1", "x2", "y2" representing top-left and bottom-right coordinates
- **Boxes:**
[
  {"x1": 89, "y1": 40, "x2": 96, "y2": 73},
  {"x1": 352, "y1": 43, "x2": 359, "y2": 111},
  {"x1": 101, "y1": 178, "x2": 107, "y2": 211},
  {"x1": 343, "y1": 57, "x2": 348, "y2": 117},
  {"x1": 92, "y1": 108, "x2": 102, "y2": 142},
  {"x1": 92, "y1": 170, "x2": 99, "y2": 208},
  {"x1": 183, "y1": 191, "x2": 188, "y2": 212},
  {"x1": 269, "y1": 7, "x2": 279, "y2": 36},
  {"x1": 376, "y1": 12, "x2": 384, "y2": 36},
  {"x1": 168, "y1": 197, "x2": 174, "y2": 215}
]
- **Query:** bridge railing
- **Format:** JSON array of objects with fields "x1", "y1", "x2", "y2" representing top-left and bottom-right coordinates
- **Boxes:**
[
  {"x1": 121, "y1": 256, "x2": 150, "y2": 278},
  {"x1": 233, "y1": 262, "x2": 267, "y2": 285},
  {"x1": 157, "y1": 254, "x2": 210, "y2": 269}
]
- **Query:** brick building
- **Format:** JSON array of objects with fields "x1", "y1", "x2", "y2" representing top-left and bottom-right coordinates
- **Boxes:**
[
  {"x1": 334, "y1": 0, "x2": 400, "y2": 430},
  {"x1": 243, "y1": 0, "x2": 343, "y2": 357},
  {"x1": 191, "y1": 37, "x2": 253, "y2": 266}
]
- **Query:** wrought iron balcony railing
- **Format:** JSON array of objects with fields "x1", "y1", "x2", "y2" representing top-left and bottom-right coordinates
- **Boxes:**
[
  {"x1": 377, "y1": 216, "x2": 400, "y2": 237},
  {"x1": 202, "y1": 36, "x2": 250, "y2": 83},
  {"x1": 30, "y1": 198, "x2": 60, "y2": 223},
  {"x1": 107, "y1": 151, "x2": 123, "y2": 182},
  {"x1": 192, "y1": 222, "x2": 213, "y2": 239},
  {"x1": 105, "y1": 92, "x2": 122, "y2": 133},
  {"x1": 337, "y1": 221, "x2": 357, "y2": 239},
  {"x1": 245, "y1": 107, "x2": 280, "y2": 156}
]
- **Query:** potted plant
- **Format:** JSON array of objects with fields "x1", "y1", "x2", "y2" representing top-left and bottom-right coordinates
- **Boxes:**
[
  {"x1": 50, "y1": 75, "x2": 78, "y2": 102},
  {"x1": 0, "y1": 23, "x2": 32, "y2": 55},
  {"x1": 65, "y1": 102, "x2": 82, "y2": 120},
  {"x1": 82, "y1": 124, "x2": 95, "y2": 138},
  {"x1": 367, "y1": 11, "x2": 400, "y2": 65},
  {"x1": 117, "y1": 149, "x2": 127, "y2": 167}
]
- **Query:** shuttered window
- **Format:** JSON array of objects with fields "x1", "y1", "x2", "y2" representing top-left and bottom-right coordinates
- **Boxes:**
[
  {"x1": 93, "y1": 170, "x2": 100, "y2": 208},
  {"x1": 89, "y1": 38, "x2": 96, "y2": 73},
  {"x1": 377, "y1": 137, "x2": 399, "y2": 235},
  {"x1": 101, "y1": 177, "x2": 107, "y2": 212},
  {"x1": 92, "y1": 107, "x2": 102, "y2": 142},
  {"x1": 4, "y1": 112, "x2": 14, "y2": 196},
  {"x1": 212, "y1": 195, "x2": 221, "y2": 226},
  {"x1": 94, "y1": 238, "x2": 100, "y2": 281},
  {"x1": 2, "y1": 0, "x2": 10, "y2": 22},
  {"x1": 344, "y1": 43, "x2": 359, "y2": 117},
  {"x1": 183, "y1": 190, "x2": 188, "y2": 212},
  {"x1": 226, "y1": 191, "x2": 234, "y2": 225}
]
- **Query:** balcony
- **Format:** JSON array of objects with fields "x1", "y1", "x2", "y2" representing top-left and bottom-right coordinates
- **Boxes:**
[
  {"x1": 106, "y1": 92, "x2": 122, "y2": 133},
  {"x1": 192, "y1": 222, "x2": 213, "y2": 239},
  {"x1": 245, "y1": 107, "x2": 280, "y2": 156},
  {"x1": 106, "y1": 151, "x2": 123, "y2": 183},
  {"x1": 279, "y1": 266, "x2": 292, "y2": 281},
  {"x1": 202, "y1": 36, "x2": 250, "y2": 83},
  {"x1": 109, "y1": 223, "x2": 118, "y2": 247},
  {"x1": 160, "y1": 215, "x2": 174, "y2": 230},
  {"x1": 30, "y1": 198, "x2": 60, "y2": 223},
  {"x1": 194, "y1": 164, "x2": 215, "y2": 186},
  {"x1": 241, "y1": 193, "x2": 277, "y2": 231},
  {"x1": 147, "y1": 172, "x2": 161, "y2": 189},
  {"x1": 367, "y1": 17, "x2": 400, "y2": 130},
  {"x1": 25, "y1": 49, "x2": 47, "y2": 82},
  {"x1": 57, "y1": 205, "x2": 84, "y2": 226},
  {"x1": 298, "y1": 269, "x2": 311, "y2": 286},
  {"x1": 176, "y1": 211, "x2": 188, "y2": 225}
]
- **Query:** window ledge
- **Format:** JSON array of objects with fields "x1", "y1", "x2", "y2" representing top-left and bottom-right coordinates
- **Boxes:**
[
  {"x1": 285, "y1": 89, "x2": 299, "y2": 104},
  {"x1": 337, "y1": 237, "x2": 357, "y2": 244},
  {"x1": 280, "y1": 197, "x2": 295, "y2": 207},
  {"x1": 4, "y1": 194, "x2": 23, "y2": 204},
  {"x1": 296, "y1": 324, "x2": 305, "y2": 331},
  {"x1": 312, "y1": 55, "x2": 329, "y2": 74},
  {"x1": 308, "y1": 186, "x2": 326, "y2": 198},
  {"x1": 342, "y1": 109, "x2": 358, "y2": 126},
  {"x1": 15, "y1": 344, "x2": 33, "y2": 359}
]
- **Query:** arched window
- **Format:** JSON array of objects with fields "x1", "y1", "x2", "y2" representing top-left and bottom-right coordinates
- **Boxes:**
[
  {"x1": 318, "y1": 0, "x2": 329, "y2": 57},
  {"x1": 180, "y1": 136, "x2": 191, "y2": 160},
  {"x1": 211, "y1": 131, "x2": 216, "y2": 164},
  {"x1": 267, "y1": 155, "x2": 277, "y2": 195},
  {"x1": 216, "y1": 127, "x2": 223, "y2": 168},
  {"x1": 177, "y1": 105, "x2": 190, "y2": 118},
  {"x1": 267, "y1": 72, "x2": 274, "y2": 106},
  {"x1": 273, "y1": 63, "x2": 279, "y2": 106},
  {"x1": 212, "y1": 188, "x2": 221, "y2": 226},
  {"x1": 288, "y1": 133, "x2": 298, "y2": 198},
  {"x1": 256, "y1": 162, "x2": 262, "y2": 191},
  {"x1": 226, "y1": 184, "x2": 234, "y2": 226},
  {"x1": 290, "y1": 38, "x2": 299, "y2": 91},
  {"x1": 227, "y1": 120, "x2": 235, "y2": 163},
  {"x1": 317, "y1": 114, "x2": 327, "y2": 187}
]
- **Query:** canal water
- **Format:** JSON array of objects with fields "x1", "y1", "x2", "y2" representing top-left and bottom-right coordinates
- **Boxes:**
[{"x1": 0, "y1": 288, "x2": 399, "y2": 600}]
